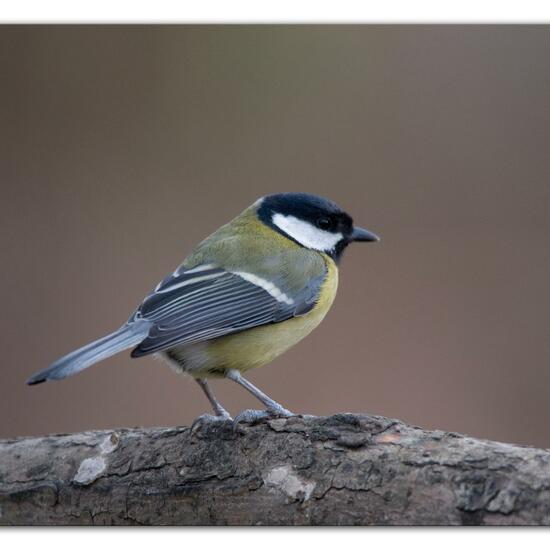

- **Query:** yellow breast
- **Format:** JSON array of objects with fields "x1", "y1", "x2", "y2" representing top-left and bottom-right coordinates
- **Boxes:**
[{"x1": 168, "y1": 254, "x2": 339, "y2": 378}]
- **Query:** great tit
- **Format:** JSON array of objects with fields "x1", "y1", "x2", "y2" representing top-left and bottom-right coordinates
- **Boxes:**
[{"x1": 27, "y1": 193, "x2": 379, "y2": 422}]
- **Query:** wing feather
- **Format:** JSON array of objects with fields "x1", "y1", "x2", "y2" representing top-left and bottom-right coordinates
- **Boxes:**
[{"x1": 130, "y1": 263, "x2": 326, "y2": 357}]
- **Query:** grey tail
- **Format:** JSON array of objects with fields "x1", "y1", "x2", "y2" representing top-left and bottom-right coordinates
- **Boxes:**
[{"x1": 26, "y1": 321, "x2": 151, "y2": 385}]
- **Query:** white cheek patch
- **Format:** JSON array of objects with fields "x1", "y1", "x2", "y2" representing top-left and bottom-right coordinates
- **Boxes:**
[{"x1": 272, "y1": 213, "x2": 343, "y2": 252}]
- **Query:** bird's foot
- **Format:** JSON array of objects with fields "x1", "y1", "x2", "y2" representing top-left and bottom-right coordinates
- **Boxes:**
[
  {"x1": 268, "y1": 404, "x2": 294, "y2": 418},
  {"x1": 234, "y1": 406, "x2": 294, "y2": 425},
  {"x1": 191, "y1": 412, "x2": 233, "y2": 432},
  {"x1": 233, "y1": 409, "x2": 270, "y2": 425}
]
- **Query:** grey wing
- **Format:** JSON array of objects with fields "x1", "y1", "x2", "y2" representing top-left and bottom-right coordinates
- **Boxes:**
[{"x1": 130, "y1": 264, "x2": 325, "y2": 357}]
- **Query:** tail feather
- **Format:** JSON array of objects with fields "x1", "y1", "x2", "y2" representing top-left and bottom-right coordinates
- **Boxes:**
[{"x1": 27, "y1": 321, "x2": 151, "y2": 385}]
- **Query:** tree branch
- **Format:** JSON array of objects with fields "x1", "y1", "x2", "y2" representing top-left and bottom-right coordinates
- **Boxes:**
[{"x1": 1, "y1": 413, "x2": 550, "y2": 525}]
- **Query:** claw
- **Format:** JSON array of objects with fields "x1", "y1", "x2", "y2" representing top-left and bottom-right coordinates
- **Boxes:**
[
  {"x1": 234, "y1": 407, "x2": 294, "y2": 425},
  {"x1": 268, "y1": 405, "x2": 294, "y2": 418},
  {"x1": 191, "y1": 412, "x2": 233, "y2": 432},
  {"x1": 234, "y1": 409, "x2": 270, "y2": 425}
]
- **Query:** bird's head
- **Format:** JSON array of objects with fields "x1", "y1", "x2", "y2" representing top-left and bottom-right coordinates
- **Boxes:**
[{"x1": 256, "y1": 192, "x2": 379, "y2": 261}]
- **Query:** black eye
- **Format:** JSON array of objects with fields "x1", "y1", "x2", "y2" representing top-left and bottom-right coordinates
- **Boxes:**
[{"x1": 316, "y1": 217, "x2": 332, "y2": 230}]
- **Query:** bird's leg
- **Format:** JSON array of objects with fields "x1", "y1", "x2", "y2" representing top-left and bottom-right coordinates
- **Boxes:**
[
  {"x1": 192, "y1": 378, "x2": 232, "y2": 426},
  {"x1": 226, "y1": 369, "x2": 293, "y2": 423}
]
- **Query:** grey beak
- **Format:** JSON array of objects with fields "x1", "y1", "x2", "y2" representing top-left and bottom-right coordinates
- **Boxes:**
[{"x1": 351, "y1": 226, "x2": 380, "y2": 242}]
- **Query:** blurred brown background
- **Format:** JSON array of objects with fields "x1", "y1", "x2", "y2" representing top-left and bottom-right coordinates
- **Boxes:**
[{"x1": 2, "y1": 25, "x2": 550, "y2": 446}]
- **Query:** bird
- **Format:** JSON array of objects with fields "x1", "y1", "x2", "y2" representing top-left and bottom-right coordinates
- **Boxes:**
[{"x1": 27, "y1": 193, "x2": 379, "y2": 423}]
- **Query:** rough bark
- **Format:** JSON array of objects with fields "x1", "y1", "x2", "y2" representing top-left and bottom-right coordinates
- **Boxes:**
[{"x1": 1, "y1": 413, "x2": 550, "y2": 525}]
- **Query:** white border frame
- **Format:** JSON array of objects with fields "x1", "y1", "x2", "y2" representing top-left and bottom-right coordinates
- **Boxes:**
[{"x1": 1, "y1": 0, "x2": 550, "y2": 23}]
